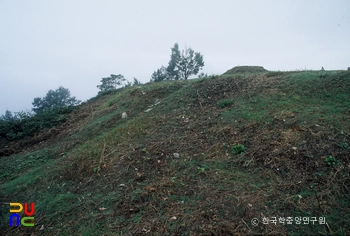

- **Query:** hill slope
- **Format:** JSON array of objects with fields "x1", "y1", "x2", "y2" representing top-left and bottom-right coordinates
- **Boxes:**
[{"x1": 1, "y1": 69, "x2": 350, "y2": 235}]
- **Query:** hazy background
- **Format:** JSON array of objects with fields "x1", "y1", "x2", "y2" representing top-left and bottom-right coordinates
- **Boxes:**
[{"x1": 1, "y1": 0, "x2": 349, "y2": 115}]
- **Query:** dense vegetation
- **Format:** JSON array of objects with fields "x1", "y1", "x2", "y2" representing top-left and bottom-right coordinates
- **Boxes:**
[
  {"x1": 0, "y1": 86, "x2": 79, "y2": 148},
  {"x1": 0, "y1": 107, "x2": 74, "y2": 142}
]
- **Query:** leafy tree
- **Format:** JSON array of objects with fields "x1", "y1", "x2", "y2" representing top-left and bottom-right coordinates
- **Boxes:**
[
  {"x1": 124, "y1": 81, "x2": 133, "y2": 88},
  {"x1": 167, "y1": 43, "x2": 181, "y2": 80},
  {"x1": 0, "y1": 106, "x2": 75, "y2": 143},
  {"x1": 132, "y1": 77, "x2": 142, "y2": 86},
  {"x1": 0, "y1": 110, "x2": 16, "y2": 140},
  {"x1": 198, "y1": 72, "x2": 208, "y2": 78},
  {"x1": 151, "y1": 66, "x2": 169, "y2": 82},
  {"x1": 0, "y1": 110, "x2": 29, "y2": 141},
  {"x1": 97, "y1": 74, "x2": 126, "y2": 93},
  {"x1": 32, "y1": 86, "x2": 80, "y2": 113},
  {"x1": 1, "y1": 88, "x2": 78, "y2": 144},
  {"x1": 166, "y1": 43, "x2": 204, "y2": 80},
  {"x1": 1, "y1": 110, "x2": 15, "y2": 122},
  {"x1": 0, "y1": 111, "x2": 16, "y2": 141},
  {"x1": 125, "y1": 77, "x2": 143, "y2": 87}
]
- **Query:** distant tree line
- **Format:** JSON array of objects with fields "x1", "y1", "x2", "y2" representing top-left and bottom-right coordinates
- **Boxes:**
[
  {"x1": 0, "y1": 87, "x2": 80, "y2": 144},
  {"x1": 151, "y1": 43, "x2": 205, "y2": 82},
  {"x1": 1, "y1": 72, "x2": 144, "y2": 145},
  {"x1": 1, "y1": 45, "x2": 204, "y2": 145}
]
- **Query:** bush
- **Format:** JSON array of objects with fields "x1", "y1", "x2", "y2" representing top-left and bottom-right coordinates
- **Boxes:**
[{"x1": 0, "y1": 106, "x2": 75, "y2": 144}]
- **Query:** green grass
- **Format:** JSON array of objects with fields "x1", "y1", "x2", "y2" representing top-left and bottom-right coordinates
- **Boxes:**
[
  {"x1": 223, "y1": 65, "x2": 268, "y2": 75},
  {"x1": 222, "y1": 71, "x2": 350, "y2": 130},
  {"x1": 217, "y1": 99, "x2": 233, "y2": 108}
]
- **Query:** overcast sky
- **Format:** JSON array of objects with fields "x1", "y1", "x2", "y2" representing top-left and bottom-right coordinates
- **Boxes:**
[{"x1": 1, "y1": 0, "x2": 349, "y2": 115}]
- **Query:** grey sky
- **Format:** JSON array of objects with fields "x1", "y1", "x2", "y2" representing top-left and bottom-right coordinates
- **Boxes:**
[{"x1": 1, "y1": 0, "x2": 349, "y2": 115}]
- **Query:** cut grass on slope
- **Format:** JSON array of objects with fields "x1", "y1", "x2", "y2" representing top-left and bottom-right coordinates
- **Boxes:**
[{"x1": 1, "y1": 70, "x2": 349, "y2": 235}]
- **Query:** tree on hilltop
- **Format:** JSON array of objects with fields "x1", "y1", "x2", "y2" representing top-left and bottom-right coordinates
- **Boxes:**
[
  {"x1": 124, "y1": 77, "x2": 143, "y2": 88},
  {"x1": 150, "y1": 66, "x2": 169, "y2": 82},
  {"x1": 150, "y1": 43, "x2": 205, "y2": 82},
  {"x1": 132, "y1": 77, "x2": 142, "y2": 86},
  {"x1": 97, "y1": 74, "x2": 126, "y2": 93},
  {"x1": 167, "y1": 43, "x2": 204, "y2": 80}
]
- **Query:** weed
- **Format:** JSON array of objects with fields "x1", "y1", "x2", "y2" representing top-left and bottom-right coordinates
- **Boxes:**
[
  {"x1": 142, "y1": 148, "x2": 149, "y2": 155},
  {"x1": 198, "y1": 73, "x2": 219, "y2": 79},
  {"x1": 338, "y1": 142, "x2": 349, "y2": 151},
  {"x1": 93, "y1": 166, "x2": 101, "y2": 173},
  {"x1": 324, "y1": 155, "x2": 343, "y2": 166},
  {"x1": 266, "y1": 71, "x2": 284, "y2": 77},
  {"x1": 232, "y1": 144, "x2": 246, "y2": 154},
  {"x1": 197, "y1": 167, "x2": 205, "y2": 173},
  {"x1": 217, "y1": 99, "x2": 233, "y2": 108},
  {"x1": 209, "y1": 74, "x2": 219, "y2": 79},
  {"x1": 142, "y1": 148, "x2": 151, "y2": 160}
]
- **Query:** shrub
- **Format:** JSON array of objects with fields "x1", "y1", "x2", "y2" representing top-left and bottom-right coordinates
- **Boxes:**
[{"x1": 0, "y1": 106, "x2": 75, "y2": 144}]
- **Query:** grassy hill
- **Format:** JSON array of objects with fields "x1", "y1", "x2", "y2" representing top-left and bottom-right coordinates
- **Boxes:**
[{"x1": 1, "y1": 67, "x2": 349, "y2": 235}]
